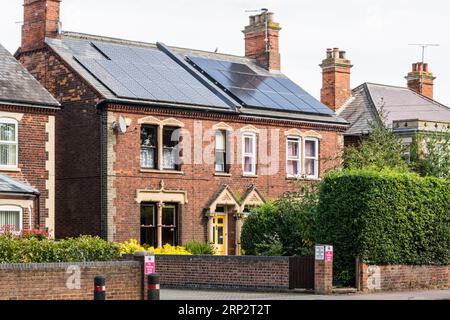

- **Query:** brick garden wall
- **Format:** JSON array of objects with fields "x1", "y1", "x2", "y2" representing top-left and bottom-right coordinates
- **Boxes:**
[
  {"x1": 155, "y1": 255, "x2": 291, "y2": 291},
  {"x1": 358, "y1": 263, "x2": 450, "y2": 292},
  {"x1": 0, "y1": 261, "x2": 142, "y2": 300}
]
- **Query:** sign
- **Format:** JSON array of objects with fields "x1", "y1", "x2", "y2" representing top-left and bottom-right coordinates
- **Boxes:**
[
  {"x1": 315, "y1": 245, "x2": 325, "y2": 261},
  {"x1": 325, "y1": 245, "x2": 333, "y2": 262},
  {"x1": 144, "y1": 255, "x2": 155, "y2": 275}
]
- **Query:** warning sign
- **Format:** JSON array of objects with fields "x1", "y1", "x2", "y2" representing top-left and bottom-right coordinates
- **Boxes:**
[{"x1": 144, "y1": 255, "x2": 155, "y2": 275}]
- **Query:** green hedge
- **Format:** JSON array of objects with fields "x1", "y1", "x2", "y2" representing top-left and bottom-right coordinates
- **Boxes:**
[
  {"x1": 316, "y1": 169, "x2": 450, "y2": 286},
  {"x1": 0, "y1": 235, "x2": 121, "y2": 263}
]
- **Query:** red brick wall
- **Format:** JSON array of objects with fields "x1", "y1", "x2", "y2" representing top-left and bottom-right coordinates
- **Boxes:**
[
  {"x1": 0, "y1": 261, "x2": 141, "y2": 300},
  {"x1": 155, "y1": 255, "x2": 291, "y2": 291},
  {"x1": 358, "y1": 263, "x2": 450, "y2": 292}
]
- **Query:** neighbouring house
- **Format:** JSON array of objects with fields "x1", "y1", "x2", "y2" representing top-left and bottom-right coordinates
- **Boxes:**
[
  {"x1": 319, "y1": 48, "x2": 450, "y2": 155},
  {"x1": 16, "y1": 0, "x2": 347, "y2": 255},
  {"x1": 0, "y1": 43, "x2": 59, "y2": 236}
]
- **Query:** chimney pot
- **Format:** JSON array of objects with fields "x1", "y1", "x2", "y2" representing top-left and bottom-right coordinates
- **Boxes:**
[
  {"x1": 406, "y1": 62, "x2": 436, "y2": 99},
  {"x1": 339, "y1": 51, "x2": 346, "y2": 59}
]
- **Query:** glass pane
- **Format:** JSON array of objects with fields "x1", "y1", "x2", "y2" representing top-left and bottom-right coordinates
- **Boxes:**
[
  {"x1": 141, "y1": 147, "x2": 155, "y2": 168},
  {"x1": 163, "y1": 148, "x2": 176, "y2": 170},
  {"x1": 215, "y1": 151, "x2": 225, "y2": 172},
  {"x1": 0, "y1": 124, "x2": 16, "y2": 142},
  {"x1": 140, "y1": 227, "x2": 156, "y2": 246},
  {"x1": 163, "y1": 127, "x2": 178, "y2": 148},
  {"x1": 140, "y1": 205, "x2": 155, "y2": 226},
  {"x1": 244, "y1": 156, "x2": 253, "y2": 173},
  {"x1": 0, "y1": 144, "x2": 16, "y2": 166},
  {"x1": 287, "y1": 160, "x2": 299, "y2": 176},
  {"x1": 244, "y1": 136, "x2": 253, "y2": 153},
  {"x1": 305, "y1": 140, "x2": 316, "y2": 158},
  {"x1": 305, "y1": 159, "x2": 316, "y2": 176},
  {"x1": 162, "y1": 227, "x2": 175, "y2": 246},
  {"x1": 215, "y1": 130, "x2": 226, "y2": 150},
  {"x1": 288, "y1": 139, "x2": 299, "y2": 158},
  {"x1": 0, "y1": 211, "x2": 20, "y2": 231},
  {"x1": 162, "y1": 206, "x2": 176, "y2": 226},
  {"x1": 141, "y1": 126, "x2": 157, "y2": 147},
  {"x1": 217, "y1": 226, "x2": 223, "y2": 245}
]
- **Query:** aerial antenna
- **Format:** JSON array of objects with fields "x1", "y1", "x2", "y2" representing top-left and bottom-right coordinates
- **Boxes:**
[
  {"x1": 408, "y1": 43, "x2": 440, "y2": 94},
  {"x1": 245, "y1": 8, "x2": 270, "y2": 52}
]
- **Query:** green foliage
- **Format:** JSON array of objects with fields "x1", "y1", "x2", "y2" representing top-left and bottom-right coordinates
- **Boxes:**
[
  {"x1": 316, "y1": 169, "x2": 450, "y2": 286},
  {"x1": 185, "y1": 241, "x2": 214, "y2": 255},
  {"x1": 241, "y1": 188, "x2": 317, "y2": 256},
  {"x1": 411, "y1": 131, "x2": 450, "y2": 179},
  {"x1": 0, "y1": 235, "x2": 121, "y2": 263}
]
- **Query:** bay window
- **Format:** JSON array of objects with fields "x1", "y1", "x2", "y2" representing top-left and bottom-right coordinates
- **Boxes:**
[
  {"x1": 0, "y1": 119, "x2": 18, "y2": 168},
  {"x1": 243, "y1": 132, "x2": 256, "y2": 175},
  {"x1": 286, "y1": 137, "x2": 301, "y2": 177},
  {"x1": 304, "y1": 138, "x2": 319, "y2": 178},
  {"x1": 0, "y1": 206, "x2": 22, "y2": 233}
]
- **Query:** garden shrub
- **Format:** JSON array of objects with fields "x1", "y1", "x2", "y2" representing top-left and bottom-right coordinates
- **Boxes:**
[
  {"x1": 185, "y1": 241, "x2": 214, "y2": 255},
  {"x1": 316, "y1": 169, "x2": 450, "y2": 286}
]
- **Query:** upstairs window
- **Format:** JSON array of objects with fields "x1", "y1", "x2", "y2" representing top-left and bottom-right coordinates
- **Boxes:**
[
  {"x1": 0, "y1": 119, "x2": 18, "y2": 168},
  {"x1": 304, "y1": 138, "x2": 319, "y2": 178},
  {"x1": 287, "y1": 137, "x2": 301, "y2": 177},
  {"x1": 163, "y1": 127, "x2": 180, "y2": 170},
  {"x1": 243, "y1": 133, "x2": 257, "y2": 175},
  {"x1": 215, "y1": 130, "x2": 228, "y2": 173},
  {"x1": 141, "y1": 125, "x2": 158, "y2": 169}
]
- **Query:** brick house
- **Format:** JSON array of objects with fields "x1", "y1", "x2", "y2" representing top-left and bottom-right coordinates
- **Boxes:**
[
  {"x1": 319, "y1": 48, "x2": 450, "y2": 152},
  {"x1": 16, "y1": 0, "x2": 347, "y2": 255},
  {"x1": 0, "y1": 43, "x2": 59, "y2": 236}
]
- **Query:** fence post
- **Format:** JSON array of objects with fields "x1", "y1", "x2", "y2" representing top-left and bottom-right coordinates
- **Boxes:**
[
  {"x1": 314, "y1": 245, "x2": 333, "y2": 294},
  {"x1": 147, "y1": 274, "x2": 160, "y2": 300},
  {"x1": 94, "y1": 275, "x2": 106, "y2": 300}
]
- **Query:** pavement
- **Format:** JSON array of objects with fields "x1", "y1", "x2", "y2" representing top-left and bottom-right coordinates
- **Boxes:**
[{"x1": 161, "y1": 288, "x2": 450, "y2": 300}]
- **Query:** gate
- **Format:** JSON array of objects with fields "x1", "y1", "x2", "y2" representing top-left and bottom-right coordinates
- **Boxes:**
[{"x1": 289, "y1": 256, "x2": 315, "y2": 289}]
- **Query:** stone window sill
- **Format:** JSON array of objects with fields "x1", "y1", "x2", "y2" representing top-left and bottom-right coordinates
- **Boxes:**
[
  {"x1": 0, "y1": 167, "x2": 21, "y2": 173},
  {"x1": 140, "y1": 169, "x2": 184, "y2": 175},
  {"x1": 214, "y1": 172, "x2": 232, "y2": 177},
  {"x1": 286, "y1": 176, "x2": 321, "y2": 182},
  {"x1": 242, "y1": 174, "x2": 258, "y2": 178}
]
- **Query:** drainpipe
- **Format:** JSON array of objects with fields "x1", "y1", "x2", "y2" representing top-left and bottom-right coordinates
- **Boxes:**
[{"x1": 34, "y1": 193, "x2": 41, "y2": 229}]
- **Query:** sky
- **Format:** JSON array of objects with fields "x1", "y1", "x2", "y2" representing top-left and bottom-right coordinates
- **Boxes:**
[{"x1": 1, "y1": 0, "x2": 449, "y2": 105}]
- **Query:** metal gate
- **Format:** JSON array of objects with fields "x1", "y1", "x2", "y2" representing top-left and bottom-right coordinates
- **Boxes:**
[{"x1": 289, "y1": 256, "x2": 315, "y2": 289}]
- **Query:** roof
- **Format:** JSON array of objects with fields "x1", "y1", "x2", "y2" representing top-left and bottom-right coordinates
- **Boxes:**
[
  {"x1": 45, "y1": 32, "x2": 348, "y2": 126},
  {"x1": 337, "y1": 82, "x2": 450, "y2": 135},
  {"x1": 0, "y1": 174, "x2": 39, "y2": 195},
  {"x1": 0, "y1": 43, "x2": 59, "y2": 108}
]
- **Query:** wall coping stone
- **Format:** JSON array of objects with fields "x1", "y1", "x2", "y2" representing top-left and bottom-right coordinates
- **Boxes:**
[{"x1": 0, "y1": 260, "x2": 140, "y2": 270}]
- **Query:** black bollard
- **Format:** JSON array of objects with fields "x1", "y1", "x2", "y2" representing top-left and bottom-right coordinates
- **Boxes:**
[
  {"x1": 94, "y1": 275, "x2": 106, "y2": 300},
  {"x1": 147, "y1": 274, "x2": 160, "y2": 300}
]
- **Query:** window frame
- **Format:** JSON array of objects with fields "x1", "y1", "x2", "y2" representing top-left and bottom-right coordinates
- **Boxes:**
[
  {"x1": 303, "y1": 137, "x2": 319, "y2": 179},
  {"x1": 215, "y1": 130, "x2": 228, "y2": 173},
  {"x1": 242, "y1": 132, "x2": 257, "y2": 176},
  {"x1": 0, "y1": 205, "x2": 23, "y2": 233},
  {"x1": 140, "y1": 125, "x2": 158, "y2": 169},
  {"x1": 162, "y1": 126, "x2": 181, "y2": 171},
  {"x1": 0, "y1": 118, "x2": 19, "y2": 169},
  {"x1": 286, "y1": 136, "x2": 302, "y2": 178}
]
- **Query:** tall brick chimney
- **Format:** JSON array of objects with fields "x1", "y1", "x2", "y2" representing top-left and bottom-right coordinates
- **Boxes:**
[
  {"x1": 21, "y1": 0, "x2": 61, "y2": 53},
  {"x1": 405, "y1": 62, "x2": 436, "y2": 99},
  {"x1": 243, "y1": 11, "x2": 281, "y2": 71},
  {"x1": 320, "y1": 48, "x2": 353, "y2": 111}
]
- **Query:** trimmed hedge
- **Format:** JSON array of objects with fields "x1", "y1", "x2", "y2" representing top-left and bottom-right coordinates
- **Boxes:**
[
  {"x1": 316, "y1": 169, "x2": 450, "y2": 286},
  {"x1": 0, "y1": 235, "x2": 121, "y2": 263}
]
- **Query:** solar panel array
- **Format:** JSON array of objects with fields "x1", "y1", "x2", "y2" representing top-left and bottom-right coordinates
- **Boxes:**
[
  {"x1": 74, "y1": 41, "x2": 230, "y2": 108},
  {"x1": 188, "y1": 56, "x2": 334, "y2": 115}
]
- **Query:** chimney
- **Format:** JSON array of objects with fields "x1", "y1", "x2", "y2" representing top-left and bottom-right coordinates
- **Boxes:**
[
  {"x1": 320, "y1": 48, "x2": 353, "y2": 111},
  {"x1": 21, "y1": 0, "x2": 61, "y2": 53},
  {"x1": 243, "y1": 11, "x2": 282, "y2": 71},
  {"x1": 405, "y1": 62, "x2": 436, "y2": 99}
]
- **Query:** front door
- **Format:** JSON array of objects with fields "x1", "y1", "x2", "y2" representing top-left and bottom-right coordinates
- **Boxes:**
[{"x1": 212, "y1": 215, "x2": 227, "y2": 256}]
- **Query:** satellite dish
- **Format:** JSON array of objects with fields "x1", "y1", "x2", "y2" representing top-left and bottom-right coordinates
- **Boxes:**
[{"x1": 112, "y1": 116, "x2": 128, "y2": 134}]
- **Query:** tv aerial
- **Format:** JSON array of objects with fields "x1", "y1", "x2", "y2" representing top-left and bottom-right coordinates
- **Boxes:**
[{"x1": 112, "y1": 116, "x2": 127, "y2": 134}]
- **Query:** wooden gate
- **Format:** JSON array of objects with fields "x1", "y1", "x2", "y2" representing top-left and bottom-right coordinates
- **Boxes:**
[{"x1": 289, "y1": 256, "x2": 315, "y2": 289}]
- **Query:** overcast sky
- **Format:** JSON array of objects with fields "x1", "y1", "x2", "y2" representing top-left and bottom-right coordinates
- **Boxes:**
[{"x1": 1, "y1": 0, "x2": 449, "y2": 105}]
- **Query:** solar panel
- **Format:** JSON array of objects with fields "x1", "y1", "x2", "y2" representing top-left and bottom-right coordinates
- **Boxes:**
[
  {"x1": 188, "y1": 56, "x2": 334, "y2": 115},
  {"x1": 75, "y1": 41, "x2": 231, "y2": 108}
]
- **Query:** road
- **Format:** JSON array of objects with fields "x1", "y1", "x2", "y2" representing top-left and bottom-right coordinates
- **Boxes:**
[{"x1": 161, "y1": 288, "x2": 450, "y2": 300}]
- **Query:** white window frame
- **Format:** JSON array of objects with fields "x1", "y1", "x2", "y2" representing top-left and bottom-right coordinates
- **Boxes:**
[
  {"x1": 303, "y1": 137, "x2": 319, "y2": 179},
  {"x1": 286, "y1": 136, "x2": 302, "y2": 178},
  {"x1": 0, "y1": 118, "x2": 19, "y2": 169},
  {"x1": 242, "y1": 132, "x2": 257, "y2": 176},
  {"x1": 0, "y1": 205, "x2": 23, "y2": 233}
]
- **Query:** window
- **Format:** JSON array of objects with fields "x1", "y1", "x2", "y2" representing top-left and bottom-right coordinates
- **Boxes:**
[
  {"x1": 140, "y1": 204, "x2": 156, "y2": 246},
  {"x1": 243, "y1": 133, "x2": 256, "y2": 175},
  {"x1": 304, "y1": 138, "x2": 319, "y2": 178},
  {"x1": 286, "y1": 137, "x2": 301, "y2": 177},
  {"x1": 215, "y1": 130, "x2": 228, "y2": 173},
  {"x1": 0, "y1": 206, "x2": 22, "y2": 233},
  {"x1": 0, "y1": 119, "x2": 18, "y2": 168},
  {"x1": 162, "y1": 205, "x2": 177, "y2": 246},
  {"x1": 141, "y1": 126, "x2": 157, "y2": 169},
  {"x1": 163, "y1": 127, "x2": 180, "y2": 170}
]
